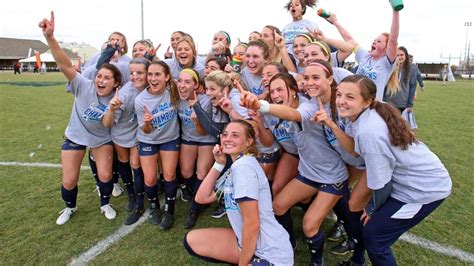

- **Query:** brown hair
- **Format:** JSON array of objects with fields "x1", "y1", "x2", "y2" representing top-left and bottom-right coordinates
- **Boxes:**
[
  {"x1": 285, "y1": 0, "x2": 317, "y2": 15},
  {"x1": 225, "y1": 120, "x2": 259, "y2": 157},
  {"x1": 149, "y1": 61, "x2": 179, "y2": 108},
  {"x1": 97, "y1": 63, "x2": 122, "y2": 88},
  {"x1": 176, "y1": 36, "x2": 198, "y2": 67},
  {"x1": 306, "y1": 59, "x2": 338, "y2": 122},
  {"x1": 267, "y1": 72, "x2": 298, "y2": 104},
  {"x1": 109, "y1": 31, "x2": 128, "y2": 55},
  {"x1": 341, "y1": 75, "x2": 417, "y2": 149},
  {"x1": 248, "y1": 40, "x2": 270, "y2": 61}
]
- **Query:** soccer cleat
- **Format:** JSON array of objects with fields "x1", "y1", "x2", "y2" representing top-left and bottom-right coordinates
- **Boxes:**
[
  {"x1": 148, "y1": 203, "x2": 162, "y2": 225},
  {"x1": 184, "y1": 209, "x2": 199, "y2": 229},
  {"x1": 327, "y1": 220, "x2": 346, "y2": 242},
  {"x1": 125, "y1": 195, "x2": 136, "y2": 212},
  {"x1": 100, "y1": 204, "x2": 117, "y2": 220},
  {"x1": 124, "y1": 207, "x2": 145, "y2": 225},
  {"x1": 112, "y1": 183, "x2": 123, "y2": 197},
  {"x1": 211, "y1": 204, "x2": 226, "y2": 219},
  {"x1": 56, "y1": 207, "x2": 77, "y2": 225},
  {"x1": 331, "y1": 238, "x2": 355, "y2": 256},
  {"x1": 179, "y1": 185, "x2": 193, "y2": 202},
  {"x1": 160, "y1": 211, "x2": 174, "y2": 230}
]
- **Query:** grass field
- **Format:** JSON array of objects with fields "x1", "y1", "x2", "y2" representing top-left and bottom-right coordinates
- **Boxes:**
[{"x1": 0, "y1": 72, "x2": 473, "y2": 265}]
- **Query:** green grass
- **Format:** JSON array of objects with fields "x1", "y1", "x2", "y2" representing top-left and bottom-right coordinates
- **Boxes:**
[{"x1": 0, "y1": 72, "x2": 473, "y2": 265}]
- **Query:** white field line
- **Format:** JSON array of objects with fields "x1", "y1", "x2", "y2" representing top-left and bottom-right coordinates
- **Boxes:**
[
  {"x1": 68, "y1": 210, "x2": 150, "y2": 266},
  {"x1": 400, "y1": 233, "x2": 474, "y2": 263},
  {"x1": 0, "y1": 161, "x2": 89, "y2": 170},
  {"x1": 2, "y1": 161, "x2": 474, "y2": 263}
]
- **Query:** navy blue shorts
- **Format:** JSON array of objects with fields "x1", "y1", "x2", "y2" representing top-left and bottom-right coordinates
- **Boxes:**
[
  {"x1": 181, "y1": 139, "x2": 217, "y2": 146},
  {"x1": 296, "y1": 174, "x2": 349, "y2": 196},
  {"x1": 61, "y1": 138, "x2": 86, "y2": 151},
  {"x1": 138, "y1": 138, "x2": 180, "y2": 156},
  {"x1": 257, "y1": 150, "x2": 281, "y2": 164}
]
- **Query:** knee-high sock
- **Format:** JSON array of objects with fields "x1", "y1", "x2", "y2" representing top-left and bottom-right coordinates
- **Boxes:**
[
  {"x1": 164, "y1": 179, "x2": 178, "y2": 215},
  {"x1": 88, "y1": 152, "x2": 99, "y2": 185},
  {"x1": 97, "y1": 179, "x2": 113, "y2": 206},
  {"x1": 132, "y1": 167, "x2": 145, "y2": 209},
  {"x1": 61, "y1": 185, "x2": 78, "y2": 208},
  {"x1": 144, "y1": 183, "x2": 159, "y2": 207},
  {"x1": 275, "y1": 210, "x2": 295, "y2": 248},
  {"x1": 112, "y1": 153, "x2": 120, "y2": 184},
  {"x1": 118, "y1": 161, "x2": 135, "y2": 196},
  {"x1": 306, "y1": 231, "x2": 325, "y2": 265}
]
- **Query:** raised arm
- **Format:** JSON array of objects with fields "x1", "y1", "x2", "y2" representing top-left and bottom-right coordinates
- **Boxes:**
[
  {"x1": 326, "y1": 13, "x2": 359, "y2": 48},
  {"x1": 386, "y1": 10, "x2": 400, "y2": 63},
  {"x1": 310, "y1": 29, "x2": 354, "y2": 63},
  {"x1": 39, "y1": 11, "x2": 76, "y2": 81}
]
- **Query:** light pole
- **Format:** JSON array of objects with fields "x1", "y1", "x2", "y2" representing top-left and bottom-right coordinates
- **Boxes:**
[
  {"x1": 141, "y1": 0, "x2": 144, "y2": 39},
  {"x1": 464, "y1": 22, "x2": 472, "y2": 70}
]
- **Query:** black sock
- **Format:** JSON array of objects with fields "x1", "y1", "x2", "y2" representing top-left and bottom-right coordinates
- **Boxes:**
[
  {"x1": 333, "y1": 197, "x2": 351, "y2": 237},
  {"x1": 61, "y1": 185, "x2": 78, "y2": 208},
  {"x1": 275, "y1": 210, "x2": 295, "y2": 248},
  {"x1": 306, "y1": 231, "x2": 325, "y2": 264},
  {"x1": 97, "y1": 179, "x2": 113, "y2": 206},
  {"x1": 132, "y1": 167, "x2": 145, "y2": 209},
  {"x1": 349, "y1": 211, "x2": 365, "y2": 264},
  {"x1": 164, "y1": 179, "x2": 178, "y2": 215},
  {"x1": 144, "y1": 183, "x2": 159, "y2": 208},
  {"x1": 118, "y1": 161, "x2": 135, "y2": 196},
  {"x1": 192, "y1": 178, "x2": 202, "y2": 195},
  {"x1": 112, "y1": 155, "x2": 120, "y2": 184}
]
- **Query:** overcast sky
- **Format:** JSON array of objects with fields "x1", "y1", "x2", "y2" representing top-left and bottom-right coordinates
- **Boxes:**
[{"x1": 1, "y1": 0, "x2": 473, "y2": 64}]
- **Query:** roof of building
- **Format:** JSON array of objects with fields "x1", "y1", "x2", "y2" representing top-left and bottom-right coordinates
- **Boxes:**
[{"x1": 0, "y1": 37, "x2": 80, "y2": 60}]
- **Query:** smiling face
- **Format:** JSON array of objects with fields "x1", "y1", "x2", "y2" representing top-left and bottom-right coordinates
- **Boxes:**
[
  {"x1": 261, "y1": 65, "x2": 279, "y2": 89},
  {"x1": 303, "y1": 44, "x2": 330, "y2": 66},
  {"x1": 177, "y1": 72, "x2": 198, "y2": 100},
  {"x1": 94, "y1": 68, "x2": 118, "y2": 96},
  {"x1": 397, "y1": 48, "x2": 406, "y2": 65},
  {"x1": 147, "y1": 64, "x2": 169, "y2": 94},
  {"x1": 261, "y1": 27, "x2": 275, "y2": 49},
  {"x1": 170, "y1": 32, "x2": 184, "y2": 50},
  {"x1": 205, "y1": 80, "x2": 226, "y2": 106},
  {"x1": 245, "y1": 46, "x2": 266, "y2": 75},
  {"x1": 130, "y1": 63, "x2": 147, "y2": 89},
  {"x1": 269, "y1": 78, "x2": 295, "y2": 106},
  {"x1": 176, "y1": 41, "x2": 194, "y2": 68},
  {"x1": 293, "y1": 36, "x2": 309, "y2": 62},
  {"x1": 369, "y1": 34, "x2": 388, "y2": 57},
  {"x1": 303, "y1": 65, "x2": 333, "y2": 98},
  {"x1": 221, "y1": 122, "x2": 252, "y2": 157},
  {"x1": 205, "y1": 60, "x2": 221, "y2": 78},
  {"x1": 336, "y1": 82, "x2": 372, "y2": 121},
  {"x1": 132, "y1": 42, "x2": 149, "y2": 59}
]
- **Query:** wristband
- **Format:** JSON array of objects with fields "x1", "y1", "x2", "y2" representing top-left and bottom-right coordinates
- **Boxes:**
[
  {"x1": 212, "y1": 162, "x2": 225, "y2": 172},
  {"x1": 258, "y1": 100, "x2": 270, "y2": 113}
]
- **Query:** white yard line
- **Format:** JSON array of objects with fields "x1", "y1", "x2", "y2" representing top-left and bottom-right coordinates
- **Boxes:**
[
  {"x1": 68, "y1": 210, "x2": 150, "y2": 266},
  {"x1": 2, "y1": 161, "x2": 474, "y2": 263}
]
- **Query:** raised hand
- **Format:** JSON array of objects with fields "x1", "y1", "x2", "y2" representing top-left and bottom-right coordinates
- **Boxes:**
[
  {"x1": 212, "y1": 41, "x2": 226, "y2": 55},
  {"x1": 212, "y1": 144, "x2": 227, "y2": 164},
  {"x1": 39, "y1": 11, "x2": 55, "y2": 38},
  {"x1": 310, "y1": 97, "x2": 335, "y2": 128},
  {"x1": 248, "y1": 109, "x2": 263, "y2": 126},
  {"x1": 188, "y1": 90, "x2": 198, "y2": 107},
  {"x1": 108, "y1": 88, "x2": 123, "y2": 111},
  {"x1": 164, "y1": 45, "x2": 173, "y2": 59},
  {"x1": 233, "y1": 79, "x2": 257, "y2": 110},
  {"x1": 274, "y1": 30, "x2": 285, "y2": 50},
  {"x1": 143, "y1": 105, "x2": 154, "y2": 125},
  {"x1": 144, "y1": 43, "x2": 161, "y2": 60}
]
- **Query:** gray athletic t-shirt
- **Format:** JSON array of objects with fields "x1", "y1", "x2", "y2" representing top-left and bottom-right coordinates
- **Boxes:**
[
  {"x1": 352, "y1": 108, "x2": 452, "y2": 204},
  {"x1": 229, "y1": 88, "x2": 250, "y2": 119},
  {"x1": 164, "y1": 58, "x2": 205, "y2": 81},
  {"x1": 224, "y1": 156, "x2": 294, "y2": 265},
  {"x1": 134, "y1": 88, "x2": 180, "y2": 144},
  {"x1": 282, "y1": 19, "x2": 318, "y2": 56},
  {"x1": 241, "y1": 68, "x2": 264, "y2": 96},
  {"x1": 295, "y1": 99, "x2": 348, "y2": 183},
  {"x1": 65, "y1": 74, "x2": 113, "y2": 148},
  {"x1": 332, "y1": 67, "x2": 352, "y2": 85},
  {"x1": 111, "y1": 81, "x2": 143, "y2": 148},
  {"x1": 178, "y1": 94, "x2": 217, "y2": 143},
  {"x1": 355, "y1": 47, "x2": 396, "y2": 101}
]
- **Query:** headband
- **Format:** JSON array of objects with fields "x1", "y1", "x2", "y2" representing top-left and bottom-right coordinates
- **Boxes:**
[
  {"x1": 219, "y1": 31, "x2": 231, "y2": 45},
  {"x1": 296, "y1": 33, "x2": 313, "y2": 43},
  {"x1": 311, "y1": 41, "x2": 330, "y2": 56},
  {"x1": 239, "y1": 42, "x2": 249, "y2": 48},
  {"x1": 307, "y1": 62, "x2": 330, "y2": 75},
  {"x1": 181, "y1": 68, "x2": 199, "y2": 83}
]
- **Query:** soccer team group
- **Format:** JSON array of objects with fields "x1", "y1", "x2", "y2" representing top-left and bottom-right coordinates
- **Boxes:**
[{"x1": 38, "y1": 0, "x2": 451, "y2": 265}]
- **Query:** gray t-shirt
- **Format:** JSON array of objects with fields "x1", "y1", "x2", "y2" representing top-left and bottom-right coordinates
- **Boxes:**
[
  {"x1": 164, "y1": 58, "x2": 205, "y2": 81},
  {"x1": 134, "y1": 88, "x2": 180, "y2": 144},
  {"x1": 282, "y1": 19, "x2": 318, "y2": 55},
  {"x1": 352, "y1": 108, "x2": 452, "y2": 204},
  {"x1": 294, "y1": 99, "x2": 349, "y2": 183},
  {"x1": 355, "y1": 48, "x2": 396, "y2": 101},
  {"x1": 241, "y1": 68, "x2": 264, "y2": 96},
  {"x1": 178, "y1": 94, "x2": 217, "y2": 143},
  {"x1": 257, "y1": 115, "x2": 281, "y2": 155},
  {"x1": 84, "y1": 52, "x2": 132, "y2": 69},
  {"x1": 332, "y1": 67, "x2": 353, "y2": 85},
  {"x1": 229, "y1": 88, "x2": 250, "y2": 119},
  {"x1": 65, "y1": 74, "x2": 113, "y2": 148},
  {"x1": 224, "y1": 156, "x2": 294, "y2": 265},
  {"x1": 384, "y1": 68, "x2": 410, "y2": 109},
  {"x1": 111, "y1": 81, "x2": 143, "y2": 148}
]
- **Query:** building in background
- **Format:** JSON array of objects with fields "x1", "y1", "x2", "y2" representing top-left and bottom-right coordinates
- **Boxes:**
[{"x1": 59, "y1": 41, "x2": 99, "y2": 66}]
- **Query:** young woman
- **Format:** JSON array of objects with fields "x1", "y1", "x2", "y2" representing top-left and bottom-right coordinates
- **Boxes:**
[
  {"x1": 241, "y1": 40, "x2": 269, "y2": 100},
  {"x1": 177, "y1": 69, "x2": 217, "y2": 229},
  {"x1": 291, "y1": 33, "x2": 314, "y2": 73},
  {"x1": 248, "y1": 31, "x2": 261, "y2": 42},
  {"x1": 240, "y1": 60, "x2": 349, "y2": 265},
  {"x1": 185, "y1": 120, "x2": 294, "y2": 265},
  {"x1": 335, "y1": 75, "x2": 452, "y2": 265},
  {"x1": 208, "y1": 31, "x2": 232, "y2": 62},
  {"x1": 324, "y1": 3, "x2": 400, "y2": 100},
  {"x1": 164, "y1": 31, "x2": 186, "y2": 59},
  {"x1": 103, "y1": 58, "x2": 151, "y2": 225},
  {"x1": 84, "y1": 31, "x2": 131, "y2": 69},
  {"x1": 282, "y1": 0, "x2": 318, "y2": 54},
  {"x1": 165, "y1": 36, "x2": 205, "y2": 80},
  {"x1": 134, "y1": 61, "x2": 180, "y2": 230},
  {"x1": 40, "y1": 12, "x2": 120, "y2": 225},
  {"x1": 384, "y1": 46, "x2": 416, "y2": 114}
]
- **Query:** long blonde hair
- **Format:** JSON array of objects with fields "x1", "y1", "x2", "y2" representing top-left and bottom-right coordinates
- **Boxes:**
[{"x1": 385, "y1": 64, "x2": 400, "y2": 97}]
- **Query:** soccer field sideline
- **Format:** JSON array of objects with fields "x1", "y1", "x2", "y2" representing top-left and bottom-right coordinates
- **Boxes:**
[{"x1": 1, "y1": 161, "x2": 474, "y2": 264}]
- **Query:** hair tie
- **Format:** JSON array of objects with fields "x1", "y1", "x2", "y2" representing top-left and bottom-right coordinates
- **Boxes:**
[{"x1": 307, "y1": 62, "x2": 330, "y2": 75}]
